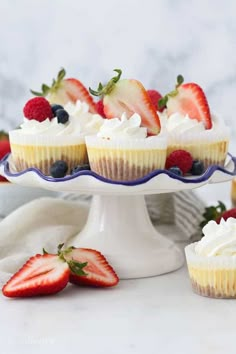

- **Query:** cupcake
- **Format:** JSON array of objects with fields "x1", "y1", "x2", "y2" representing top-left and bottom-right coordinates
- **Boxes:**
[
  {"x1": 185, "y1": 218, "x2": 236, "y2": 298},
  {"x1": 9, "y1": 97, "x2": 103, "y2": 175},
  {"x1": 159, "y1": 75, "x2": 229, "y2": 169},
  {"x1": 85, "y1": 113, "x2": 167, "y2": 181}
]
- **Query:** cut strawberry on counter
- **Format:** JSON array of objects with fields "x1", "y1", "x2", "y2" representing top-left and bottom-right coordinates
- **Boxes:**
[
  {"x1": 2, "y1": 254, "x2": 70, "y2": 297},
  {"x1": 159, "y1": 75, "x2": 212, "y2": 129},
  {"x1": 65, "y1": 248, "x2": 119, "y2": 287},
  {"x1": 2, "y1": 244, "x2": 119, "y2": 297},
  {"x1": 89, "y1": 69, "x2": 161, "y2": 136},
  {"x1": 31, "y1": 68, "x2": 97, "y2": 113}
]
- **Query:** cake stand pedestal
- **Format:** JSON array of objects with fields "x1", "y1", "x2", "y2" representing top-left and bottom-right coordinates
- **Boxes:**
[{"x1": 1, "y1": 154, "x2": 236, "y2": 279}]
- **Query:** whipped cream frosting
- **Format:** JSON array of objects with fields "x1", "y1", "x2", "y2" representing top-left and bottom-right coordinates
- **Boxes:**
[
  {"x1": 97, "y1": 113, "x2": 147, "y2": 139},
  {"x1": 195, "y1": 218, "x2": 236, "y2": 257},
  {"x1": 164, "y1": 112, "x2": 205, "y2": 134},
  {"x1": 19, "y1": 100, "x2": 103, "y2": 136}
]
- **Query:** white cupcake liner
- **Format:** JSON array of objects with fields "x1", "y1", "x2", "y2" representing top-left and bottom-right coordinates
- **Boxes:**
[
  {"x1": 185, "y1": 243, "x2": 236, "y2": 298},
  {"x1": 85, "y1": 136, "x2": 167, "y2": 181},
  {"x1": 85, "y1": 135, "x2": 167, "y2": 150}
]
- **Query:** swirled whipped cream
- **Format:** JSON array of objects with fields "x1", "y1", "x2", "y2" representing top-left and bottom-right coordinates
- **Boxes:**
[
  {"x1": 97, "y1": 113, "x2": 147, "y2": 139},
  {"x1": 195, "y1": 218, "x2": 236, "y2": 257},
  {"x1": 19, "y1": 100, "x2": 103, "y2": 136},
  {"x1": 64, "y1": 100, "x2": 104, "y2": 135},
  {"x1": 165, "y1": 112, "x2": 205, "y2": 134}
]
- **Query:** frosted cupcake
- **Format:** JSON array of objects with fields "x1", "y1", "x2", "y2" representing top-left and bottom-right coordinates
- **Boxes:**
[
  {"x1": 159, "y1": 75, "x2": 229, "y2": 168},
  {"x1": 9, "y1": 97, "x2": 103, "y2": 175},
  {"x1": 85, "y1": 113, "x2": 167, "y2": 181},
  {"x1": 185, "y1": 218, "x2": 236, "y2": 298}
]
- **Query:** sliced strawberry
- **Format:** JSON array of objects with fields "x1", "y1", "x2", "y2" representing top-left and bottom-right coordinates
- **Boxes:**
[
  {"x1": 90, "y1": 70, "x2": 161, "y2": 136},
  {"x1": 66, "y1": 248, "x2": 119, "y2": 287},
  {"x1": 2, "y1": 254, "x2": 70, "y2": 297},
  {"x1": 31, "y1": 68, "x2": 97, "y2": 113},
  {"x1": 163, "y1": 76, "x2": 212, "y2": 129}
]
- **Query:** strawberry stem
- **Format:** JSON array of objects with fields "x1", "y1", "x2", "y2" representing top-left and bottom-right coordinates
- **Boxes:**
[
  {"x1": 158, "y1": 74, "x2": 185, "y2": 109},
  {"x1": 30, "y1": 68, "x2": 66, "y2": 97},
  {"x1": 200, "y1": 201, "x2": 227, "y2": 231},
  {"x1": 57, "y1": 243, "x2": 88, "y2": 276},
  {"x1": 89, "y1": 69, "x2": 122, "y2": 97}
]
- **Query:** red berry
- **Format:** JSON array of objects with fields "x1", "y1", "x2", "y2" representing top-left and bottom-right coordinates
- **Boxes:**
[
  {"x1": 0, "y1": 140, "x2": 11, "y2": 182},
  {"x1": 166, "y1": 150, "x2": 193, "y2": 174},
  {"x1": 96, "y1": 99, "x2": 106, "y2": 118},
  {"x1": 216, "y1": 209, "x2": 236, "y2": 224},
  {"x1": 23, "y1": 97, "x2": 54, "y2": 122},
  {"x1": 147, "y1": 90, "x2": 164, "y2": 112}
]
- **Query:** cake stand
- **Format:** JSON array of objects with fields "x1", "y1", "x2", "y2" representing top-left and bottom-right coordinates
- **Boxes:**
[{"x1": 1, "y1": 154, "x2": 236, "y2": 279}]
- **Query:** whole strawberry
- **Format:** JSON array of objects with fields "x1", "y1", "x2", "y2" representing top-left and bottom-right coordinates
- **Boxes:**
[
  {"x1": 96, "y1": 99, "x2": 106, "y2": 117},
  {"x1": 200, "y1": 201, "x2": 236, "y2": 231},
  {"x1": 23, "y1": 97, "x2": 54, "y2": 122},
  {"x1": 147, "y1": 90, "x2": 164, "y2": 112}
]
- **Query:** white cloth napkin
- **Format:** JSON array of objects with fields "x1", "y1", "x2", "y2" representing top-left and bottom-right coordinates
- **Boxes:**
[{"x1": 0, "y1": 192, "x2": 205, "y2": 285}]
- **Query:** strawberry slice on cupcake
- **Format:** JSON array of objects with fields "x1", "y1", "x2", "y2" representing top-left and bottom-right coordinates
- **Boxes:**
[
  {"x1": 159, "y1": 75, "x2": 212, "y2": 129},
  {"x1": 89, "y1": 69, "x2": 161, "y2": 136},
  {"x1": 31, "y1": 68, "x2": 97, "y2": 113}
]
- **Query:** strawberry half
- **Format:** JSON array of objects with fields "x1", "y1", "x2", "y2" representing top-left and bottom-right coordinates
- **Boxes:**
[
  {"x1": 31, "y1": 68, "x2": 97, "y2": 113},
  {"x1": 89, "y1": 69, "x2": 161, "y2": 136},
  {"x1": 2, "y1": 254, "x2": 70, "y2": 297},
  {"x1": 160, "y1": 75, "x2": 212, "y2": 129},
  {"x1": 65, "y1": 248, "x2": 119, "y2": 287}
]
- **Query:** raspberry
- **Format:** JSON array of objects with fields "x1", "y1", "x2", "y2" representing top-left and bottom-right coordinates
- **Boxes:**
[
  {"x1": 23, "y1": 97, "x2": 54, "y2": 122},
  {"x1": 216, "y1": 209, "x2": 236, "y2": 224},
  {"x1": 166, "y1": 150, "x2": 193, "y2": 175},
  {"x1": 147, "y1": 90, "x2": 164, "y2": 112},
  {"x1": 96, "y1": 99, "x2": 106, "y2": 117}
]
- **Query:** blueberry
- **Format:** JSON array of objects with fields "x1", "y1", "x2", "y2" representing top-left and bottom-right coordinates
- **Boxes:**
[
  {"x1": 191, "y1": 160, "x2": 204, "y2": 175},
  {"x1": 50, "y1": 160, "x2": 68, "y2": 178},
  {"x1": 168, "y1": 166, "x2": 183, "y2": 176},
  {"x1": 56, "y1": 109, "x2": 69, "y2": 124},
  {"x1": 51, "y1": 104, "x2": 63, "y2": 116},
  {"x1": 71, "y1": 164, "x2": 91, "y2": 175}
]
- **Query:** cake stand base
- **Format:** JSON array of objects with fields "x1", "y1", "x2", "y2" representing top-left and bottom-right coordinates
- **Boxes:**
[{"x1": 73, "y1": 195, "x2": 184, "y2": 279}]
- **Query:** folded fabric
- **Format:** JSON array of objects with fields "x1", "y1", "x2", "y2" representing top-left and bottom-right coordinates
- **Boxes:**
[{"x1": 0, "y1": 191, "x2": 205, "y2": 285}]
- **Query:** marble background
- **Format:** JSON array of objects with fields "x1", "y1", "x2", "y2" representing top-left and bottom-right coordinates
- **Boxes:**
[{"x1": 0, "y1": 0, "x2": 236, "y2": 140}]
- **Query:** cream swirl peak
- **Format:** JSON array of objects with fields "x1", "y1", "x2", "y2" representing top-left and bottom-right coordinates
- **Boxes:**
[
  {"x1": 195, "y1": 218, "x2": 236, "y2": 257},
  {"x1": 166, "y1": 112, "x2": 205, "y2": 134},
  {"x1": 97, "y1": 113, "x2": 147, "y2": 139}
]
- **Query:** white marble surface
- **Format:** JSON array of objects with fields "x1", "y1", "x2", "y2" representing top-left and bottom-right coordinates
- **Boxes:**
[{"x1": 0, "y1": 265, "x2": 236, "y2": 354}]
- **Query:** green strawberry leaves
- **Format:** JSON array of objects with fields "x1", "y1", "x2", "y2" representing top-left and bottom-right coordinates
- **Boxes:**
[
  {"x1": 158, "y1": 74, "x2": 184, "y2": 109},
  {"x1": 30, "y1": 68, "x2": 66, "y2": 97},
  {"x1": 89, "y1": 69, "x2": 122, "y2": 97}
]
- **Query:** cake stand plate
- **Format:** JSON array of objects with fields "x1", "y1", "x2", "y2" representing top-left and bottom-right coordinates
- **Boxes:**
[{"x1": 1, "y1": 154, "x2": 236, "y2": 279}]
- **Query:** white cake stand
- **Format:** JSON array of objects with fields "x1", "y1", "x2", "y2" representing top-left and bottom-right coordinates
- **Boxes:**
[{"x1": 1, "y1": 154, "x2": 236, "y2": 279}]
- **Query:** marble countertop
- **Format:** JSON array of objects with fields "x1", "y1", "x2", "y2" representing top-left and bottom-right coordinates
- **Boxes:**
[{"x1": 0, "y1": 264, "x2": 235, "y2": 354}]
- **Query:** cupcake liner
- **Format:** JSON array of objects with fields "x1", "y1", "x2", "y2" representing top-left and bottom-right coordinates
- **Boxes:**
[
  {"x1": 9, "y1": 130, "x2": 88, "y2": 175},
  {"x1": 9, "y1": 130, "x2": 85, "y2": 146},
  {"x1": 85, "y1": 136, "x2": 167, "y2": 181},
  {"x1": 167, "y1": 140, "x2": 229, "y2": 168},
  {"x1": 10, "y1": 143, "x2": 88, "y2": 175},
  {"x1": 185, "y1": 243, "x2": 236, "y2": 298}
]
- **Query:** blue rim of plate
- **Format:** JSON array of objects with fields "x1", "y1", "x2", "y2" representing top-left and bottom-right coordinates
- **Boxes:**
[{"x1": 0, "y1": 153, "x2": 236, "y2": 187}]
